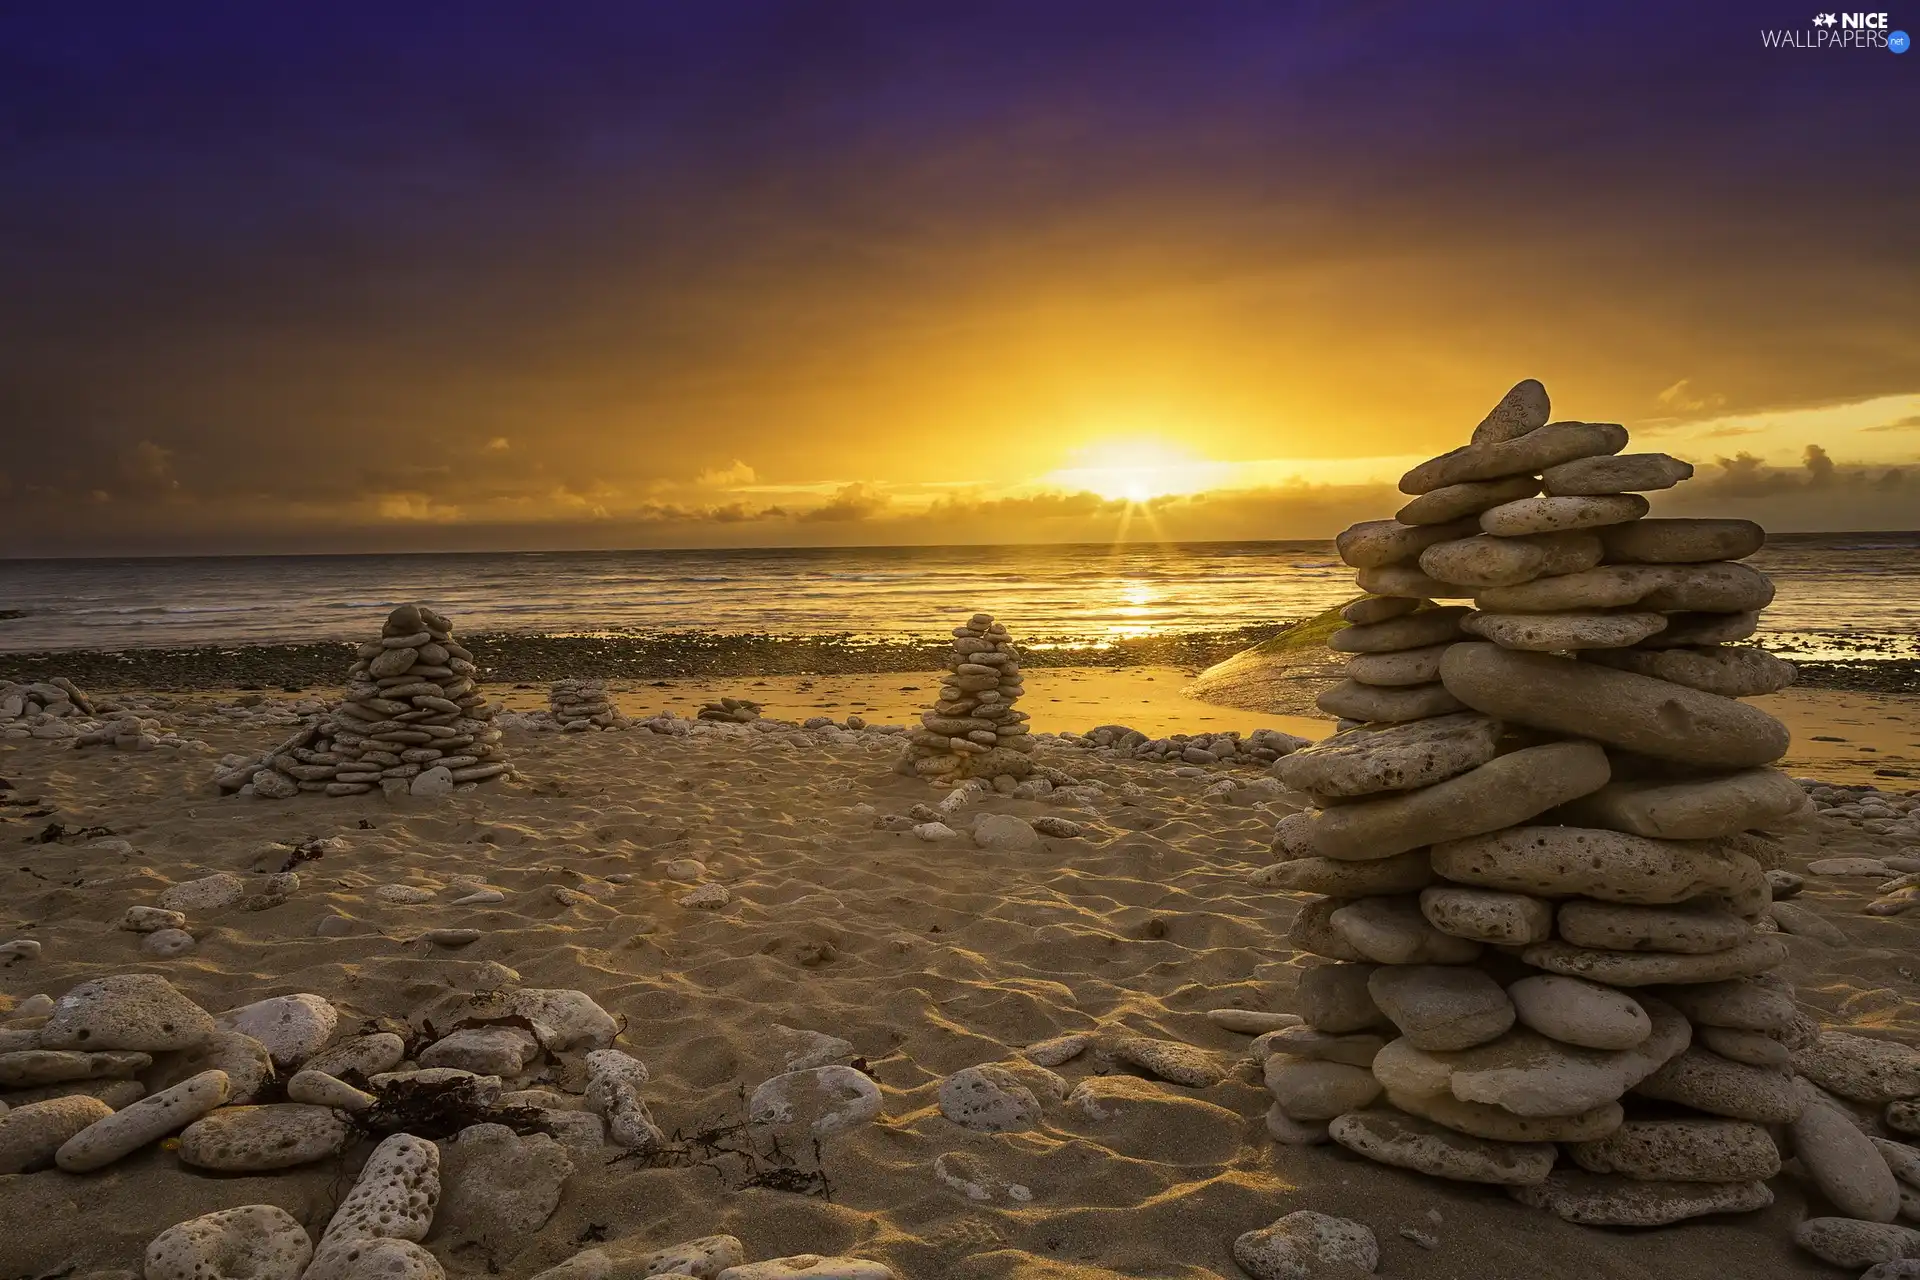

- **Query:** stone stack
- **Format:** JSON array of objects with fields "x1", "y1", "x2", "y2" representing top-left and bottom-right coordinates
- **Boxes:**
[
  {"x1": 696, "y1": 696, "x2": 762, "y2": 724},
  {"x1": 899, "y1": 611, "x2": 1034, "y2": 788},
  {"x1": 1261, "y1": 379, "x2": 1825, "y2": 1227},
  {"x1": 216, "y1": 603, "x2": 509, "y2": 799},
  {"x1": 550, "y1": 679, "x2": 626, "y2": 731},
  {"x1": 0, "y1": 677, "x2": 94, "y2": 740}
]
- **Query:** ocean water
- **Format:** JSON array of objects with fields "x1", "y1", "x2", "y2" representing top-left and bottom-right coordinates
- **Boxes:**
[{"x1": 1, "y1": 534, "x2": 1915, "y2": 659}]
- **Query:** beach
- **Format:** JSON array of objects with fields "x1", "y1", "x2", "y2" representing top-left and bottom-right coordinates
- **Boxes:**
[{"x1": 0, "y1": 655, "x2": 1916, "y2": 1278}]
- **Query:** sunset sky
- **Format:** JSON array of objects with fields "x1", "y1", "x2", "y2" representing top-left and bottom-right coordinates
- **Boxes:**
[{"x1": 2, "y1": 2, "x2": 1915, "y2": 556}]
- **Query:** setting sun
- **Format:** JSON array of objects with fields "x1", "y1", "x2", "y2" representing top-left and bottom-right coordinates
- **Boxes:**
[{"x1": 1044, "y1": 438, "x2": 1231, "y2": 503}]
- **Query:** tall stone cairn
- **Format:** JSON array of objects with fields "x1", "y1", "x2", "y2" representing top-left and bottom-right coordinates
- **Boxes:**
[
  {"x1": 1262, "y1": 379, "x2": 1829, "y2": 1228},
  {"x1": 550, "y1": 678, "x2": 627, "y2": 731},
  {"x1": 899, "y1": 611, "x2": 1035, "y2": 786},
  {"x1": 218, "y1": 603, "x2": 510, "y2": 799}
]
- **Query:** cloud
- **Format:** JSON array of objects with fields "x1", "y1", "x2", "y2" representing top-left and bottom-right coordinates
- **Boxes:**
[
  {"x1": 1864, "y1": 415, "x2": 1920, "y2": 433},
  {"x1": 1656, "y1": 379, "x2": 1727, "y2": 414},
  {"x1": 799, "y1": 482, "x2": 890, "y2": 523},
  {"x1": 695, "y1": 460, "x2": 757, "y2": 487},
  {"x1": 485, "y1": 436, "x2": 511, "y2": 450}
]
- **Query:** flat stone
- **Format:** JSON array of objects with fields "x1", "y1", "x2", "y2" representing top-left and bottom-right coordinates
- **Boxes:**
[
  {"x1": 215, "y1": 994, "x2": 337, "y2": 1069},
  {"x1": 306, "y1": 1239, "x2": 442, "y2": 1280},
  {"x1": 1462, "y1": 610, "x2": 1666, "y2": 651},
  {"x1": 1207, "y1": 1009, "x2": 1306, "y2": 1035},
  {"x1": 1335, "y1": 518, "x2": 1481, "y2": 569},
  {"x1": 1330, "y1": 897, "x2": 1483, "y2": 965},
  {"x1": 1555, "y1": 900, "x2": 1753, "y2": 954},
  {"x1": 1315, "y1": 680, "x2": 1464, "y2": 723},
  {"x1": 434, "y1": 1123, "x2": 574, "y2": 1254},
  {"x1": 1877, "y1": 1137, "x2": 1920, "y2": 1191},
  {"x1": 1396, "y1": 475, "x2": 1541, "y2": 525},
  {"x1": 1795, "y1": 1032, "x2": 1920, "y2": 1104},
  {"x1": 1568, "y1": 1118, "x2": 1779, "y2": 1182},
  {"x1": 1232, "y1": 1211, "x2": 1379, "y2": 1280},
  {"x1": 1796, "y1": 1219, "x2": 1920, "y2": 1269},
  {"x1": 1419, "y1": 531, "x2": 1602, "y2": 588},
  {"x1": 419, "y1": 1027, "x2": 539, "y2": 1076},
  {"x1": 120, "y1": 906, "x2": 186, "y2": 933},
  {"x1": 145, "y1": 1032, "x2": 274, "y2": 1104},
  {"x1": 749, "y1": 1065, "x2": 882, "y2": 1137},
  {"x1": 1259, "y1": 1026, "x2": 1384, "y2": 1067},
  {"x1": 1474, "y1": 561, "x2": 1775, "y2": 615},
  {"x1": 158, "y1": 873, "x2": 249, "y2": 912},
  {"x1": 1329, "y1": 1108, "x2": 1556, "y2": 1185},
  {"x1": 1639, "y1": 610, "x2": 1761, "y2": 647},
  {"x1": 1264, "y1": 1059, "x2": 1381, "y2": 1120},
  {"x1": 1400, "y1": 421, "x2": 1628, "y2": 495},
  {"x1": 1354, "y1": 564, "x2": 1471, "y2": 601},
  {"x1": 1368, "y1": 966, "x2": 1514, "y2": 1051},
  {"x1": 1109, "y1": 1036, "x2": 1225, "y2": 1087},
  {"x1": 972, "y1": 813, "x2": 1039, "y2": 851},
  {"x1": 1699, "y1": 1026, "x2": 1791, "y2": 1067},
  {"x1": 1524, "y1": 937, "x2": 1787, "y2": 986},
  {"x1": 178, "y1": 1103, "x2": 353, "y2": 1170},
  {"x1": 1810, "y1": 856, "x2": 1895, "y2": 876},
  {"x1": 1433, "y1": 825, "x2": 1763, "y2": 906},
  {"x1": 1600, "y1": 518, "x2": 1766, "y2": 564},
  {"x1": 1256, "y1": 851, "x2": 1435, "y2": 896},
  {"x1": 1296, "y1": 964, "x2": 1389, "y2": 1034},
  {"x1": 1418, "y1": 886, "x2": 1553, "y2": 944},
  {"x1": 1344, "y1": 643, "x2": 1452, "y2": 686},
  {"x1": 1274, "y1": 713, "x2": 1501, "y2": 799},
  {"x1": 1864, "y1": 1262, "x2": 1920, "y2": 1280},
  {"x1": 288, "y1": 1070, "x2": 376, "y2": 1111},
  {"x1": 1631, "y1": 1048, "x2": 1803, "y2": 1122},
  {"x1": 1305, "y1": 741, "x2": 1611, "y2": 861},
  {"x1": 1794, "y1": 1100, "x2": 1900, "y2": 1221},
  {"x1": 1544, "y1": 452, "x2": 1693, "y2": 495},
  {"x1": 1511, "y1": 1170, "x2": 1772, "y2": 1226},
  {"x1": 1580, "y1": 645, "x2": 1796, "y2": 697},
  {"x1": 1387, "y1": 1081, "x2": 1622, "y2": 1143},
  {"x1": 1557, "y1": 768, "x2": 1809, "y2": 840},
  {"x1": 1342, "y1": 596, "x2": 1423, "y2": 624},
  {"x1": 1479, "y1": 493, "x2": 1649, "y2": 536},
  {"x1": 1470, "y1": 378, "x2": 1551, "y2": 444},
  {"x1": 1660, "y1": 978, "x2": 1800, "y2": 1033},
  {"x1": 1264, "y1": 1104, "x2": 1332, "y2": 1146},
  {"x1": 938, "y1": 1065, "x2": 1042, "y2": 1131},
  {"x1": 0, "y1": 1095, "x2": 114, "y2": 1173},
  {"x1": 144, "y1": 1206, "x2": 314, "y2": 1280},
  {"x1": 1327, "y1": 608, "x2": 1471, "y2": 654},
  {"x1": 1440, "y1": 643, "x2": 1789, "y2": 767},
  {"x1": 304, "y1": 1033, "x2": 406, "y2": 1080},
  {"x1": 1508, "y1": 976, "x2": 1651, "y2": 1050},
  {"x1": 40, "y1": 974, "x2": 217, "y2": 1052},
  {"x1": 1441, "y1": 996, "x2": 1690, "y2": 1117},
  {"x1": 0, "y1": 1049, "x2": 150, "y2": 1088},
  {"x1": 56, "y1": 1068, "x2": 231, "y2": 1171}
]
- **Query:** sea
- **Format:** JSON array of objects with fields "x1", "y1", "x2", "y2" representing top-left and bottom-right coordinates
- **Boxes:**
[{"x1": 1, "y1": 535, "x2": 1916, "y2": 662}]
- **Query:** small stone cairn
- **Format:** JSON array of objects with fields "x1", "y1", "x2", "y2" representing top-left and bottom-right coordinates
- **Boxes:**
[
  {"x1": 697, "y1": 696, "x2": 762, "y2": 724},
  {"x1": 1258, "y1": 379, "x2": 1864, "y2": 1231},
  {"x1": 0, "y1": 678, "x2": 94, "y2": 740},
  {"x1": 899, "y1": 611, "x2": 1035, "y2": 786},
  {"x1": 549, "y1": 679, "x2": 627, "y2": 731},
  {"x1": 217, "y1": 603, "x2": 509, "y2": 799}
]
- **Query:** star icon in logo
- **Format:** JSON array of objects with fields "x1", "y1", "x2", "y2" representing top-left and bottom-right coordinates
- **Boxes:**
[{"x1": 1812, "y1": 12, "x2": 1838, "y2": 25}]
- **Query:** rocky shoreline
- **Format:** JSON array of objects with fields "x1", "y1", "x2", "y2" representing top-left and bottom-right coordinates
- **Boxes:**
[{"x1": 1, "y1": 627, "x2": 1909, "y2": 695}]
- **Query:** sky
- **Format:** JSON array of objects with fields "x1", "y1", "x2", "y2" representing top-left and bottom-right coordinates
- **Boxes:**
[{"x1": 1, "y1": 1, "x2": 1915, "y2": 557}]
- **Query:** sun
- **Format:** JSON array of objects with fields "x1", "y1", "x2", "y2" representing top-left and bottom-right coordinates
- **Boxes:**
[{"x1": 1045, "y1": 437, "x2": 1218, "y2": 503}]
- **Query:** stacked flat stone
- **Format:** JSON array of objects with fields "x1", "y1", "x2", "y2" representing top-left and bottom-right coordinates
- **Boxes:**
[
  {"x1": 1262, "y1": 379, "x2": 1825, "y2": 1228},
  {"x1": 696, "y1": 696, "x2": 762, "y2": 724},
  {"x1": 550, "y1": 679, "x2": 626, "y2": 731},
  {"x1": 216, "y1": 603, "x2": 509, "y2": 799},
  {"x1": 899, "y1": 611, "x2": 1034, "y2": 786},
  {"x1": 0, "y1": 678, "x2": 94, "y2": 740}
]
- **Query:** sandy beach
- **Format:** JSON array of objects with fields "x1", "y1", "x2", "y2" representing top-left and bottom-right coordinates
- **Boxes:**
[{"x1": 1, "y1": 667, "x2": 1916, "y2": 1279}]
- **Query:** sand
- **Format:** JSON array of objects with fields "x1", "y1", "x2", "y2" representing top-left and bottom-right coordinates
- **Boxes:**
[{"x1": 1, "y1": 672, "x2": 1916, "y2": 1279}]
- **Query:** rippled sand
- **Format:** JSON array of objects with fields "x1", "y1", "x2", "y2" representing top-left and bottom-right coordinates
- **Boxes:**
[{"x1": 1, "y1": 677, "x2": 1916, "y2": 1278}]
